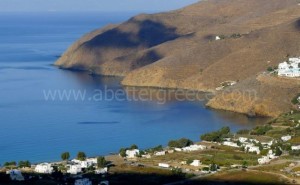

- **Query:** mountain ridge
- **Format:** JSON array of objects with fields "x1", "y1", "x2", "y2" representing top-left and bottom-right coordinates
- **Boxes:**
[{"x1": 56, "y1": 0, "x2": 300, "y2": 117}]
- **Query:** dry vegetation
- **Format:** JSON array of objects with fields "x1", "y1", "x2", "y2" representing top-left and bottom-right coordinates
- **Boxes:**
[{"x1": 56, "y1": 0, "x2": 300, "y2": 117}]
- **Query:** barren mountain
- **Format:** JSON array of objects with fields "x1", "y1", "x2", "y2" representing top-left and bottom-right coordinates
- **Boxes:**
[{"x1": 55, "y1": 0, "x2": 300, "y2": 117}]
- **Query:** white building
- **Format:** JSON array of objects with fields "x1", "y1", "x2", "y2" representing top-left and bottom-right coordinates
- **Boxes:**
[
  {"x1": 215, "y1": 36, "x2": 221, "y2": 40},
  {"x1": 6, "y1": 170, "x2": 24, "y2": 181},
  {"x1": 34, "y1": 163, "x2": 53, "y2": 174},
  {"x1": 71, "y1": 159, "x2": 94, "y2": 168},
  {"x1": 158, "y1": 163, "x2": 170, "y2": 168},
  {"x1": 258, "y1": 156, "x2": 271, "y2": 165},
  {"x1": 174, "y1": 148, "x2": 182, "y2": 152},
  {"x1": 95, "y1": 167, "x2": 108, "y2": 174},
  {"x1": 190, "y1": 160, "x2": 201, "y2": 167},
  {"x1": 223, "y1": 141, "x2": 239, "y2": 148},
  {"x1": 154, "y1": 151, "x2": 166, "y2": 156},
  {"x1": 182, "y1": 144, "x2": 207, "y2": 152},
  {"x1": 292, "y1": 145, "x2": 300, "y2": 150},
  {"x1": 67, "y1": 164, "x2": 82, "y2": 174},
  {"x1": 278, "y1": 57, "x2": 300, "y2": 77},
  {"x1": 86, "y1": 158, "x2": 97, "y2": 164},
  {"x1": 239, "y1": 137, "x2": 248, "y2": 143},
  {"x1": 261, "y1": 140, "x2": 273, "y2": 148},
  {"x1": 281, "y1": 135, "x2": 292, "y2": 142},
  {"x1": 74, "y1": 178, "x2": 92, "y2": 185},
  {"x1": 245, "y1": 144, "x2": 260, "y2": 154},
  {"x1": 125, "y1": 149, "x2": 140, "y2": 158}
]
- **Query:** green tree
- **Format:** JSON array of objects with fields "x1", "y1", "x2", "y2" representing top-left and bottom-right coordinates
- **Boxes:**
[
  {"x1": 77, "y1": 151, "x2": 86, "y2": 161},
  {"x1": 97, "y1": 156, "x2": 107, "y2": 168},
  {"x1": 130, "y1": 144, "x2": 138, "y2": 150},
  {"x1": 186, "y1": 159, "x2": 193, "y2": 165},
  {"x1": 61, "y1": 152, "x2": 70, "y2": 161},
  {"x1": 275, "y1": 147, "x2": 282, "y2": 156},
  {"x1": 18, "y1": 161, "x2": 31, "y2": 168},
  {"x1": 242, "y1": 161, "x2": 248, "y2": 169},
  {"x1": 210, "y1": 163, "x2": 218, "y2": 172},
  {"x1": 119, "y1": 148, "x2": 127, "y2": 157},
  {"x1": 168, "y1": 138, "x2": 193, "y2": 148}
]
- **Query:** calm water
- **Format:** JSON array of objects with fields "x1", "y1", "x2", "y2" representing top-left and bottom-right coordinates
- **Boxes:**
[{"x1": 0, "y1": 12, "x2": 268, "y2": 164}]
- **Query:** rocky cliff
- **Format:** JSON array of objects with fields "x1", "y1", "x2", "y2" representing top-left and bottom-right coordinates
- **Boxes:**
[{"x1": 56, "y1": 0, "x2": 300, "y2": 117}]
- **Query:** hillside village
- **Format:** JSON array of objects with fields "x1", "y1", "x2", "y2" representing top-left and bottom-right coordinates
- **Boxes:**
[
  {"x1": 3, "y1": 112, "x2": 300, "y2": 184},
  {"x1": 278, "y1": 57, "x2": 300, "y2": 78}
]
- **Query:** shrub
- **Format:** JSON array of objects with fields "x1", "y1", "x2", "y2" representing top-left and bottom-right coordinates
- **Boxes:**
[
  {"x1": 18, "y1": 160, "x2": 31, "y2": 168},
  {"x1": 202, "y1": 167, "x2": 210, "y2": 171},
  {"x1": 291, "y1": 93, "x2": 300, "y2": 105},
  {"x1": 250, "y1": 125, "x2": 272, "y2": 135},
  {"x1": 200, "y1": 127, "x2": 231, "y2": 142},
  {"x1": 267, "y1": 67, "x2": 273, "y2": 72},
  {"x1": 130, "y1": 144, "x2": 138, "y2": 150},
  {"x1": 186, "y1": 159, "x2": 193, "y2": 165},
  {"x1": 168, "y1": 138, "x2": 193, "y2": 148},
  {"x1": 230, "y1": 33, "x2": 241, "y2": 38},
  {"x1": 119, "y1": 148, "x2": 127, "y2": 157},
  {"x1": 260, "y1": 149, "x2": 269, "y2": 156},
  {"x1": 275, "y1": 147, "x2": 282, "y2": 156},
  {"x1": 97, "y1": 156, "x2": 107, "y2": 168},
  {"x1": 4, "y1": 161, "x2": 16, "y2": 167}
]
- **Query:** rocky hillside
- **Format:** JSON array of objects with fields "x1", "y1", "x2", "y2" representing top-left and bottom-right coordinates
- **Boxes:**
[{"x1": 56, "y1": 0, "x2": 300, "y2": 117}]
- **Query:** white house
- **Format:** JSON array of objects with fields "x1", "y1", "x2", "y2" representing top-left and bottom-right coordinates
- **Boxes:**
[
  {"x1": 278, "y1": 57, "x2": 300, "y2": 77},
  {"x1": 6, "y1": 170, "x2": 24, "y2": 181},
  {"x1": 34, "y1": 163, "x2": 53, "y2": 174},
  {"x1": 223, "y1": 141, "x2": 239, "y2": 148},
  {"x1": 125, "y1": 149, "x2": 140, "y2": 158},
  {"x1": 174, "y1": 148, "x2": 182, "y2": 152},
  {"x1": 245, "y1": 144, "x2": 260, "y2": 154},
  {"x1": 258, "y1": 156, "x2": 271, "y2": 165},
  {"x1": 71, "y1": 159, "x2": 94, "y2": 168},
  {"x1": 239, "y1": 137, "x2": 248, "y2": 143},
  {"x1": 190, "y1": 160, "x2": 201, "y2": 167},
  {"x1": 67, "y1": 164, "x2": 82, "y2": 174},
  {"x1": 155, "y1": 151, "x2": 166, "y2": 156},
  {"x1": 281, "y1": 135, "x2": 292, "y2": 142},
  {"x1": 292, "y1": 145, "x2": 300, "y2": 150},
  {"x1": 158, "y1": 163, "x2": 170, "y2": 168},
  {"x1": 74, "y1": 178, "x2": 92, "y2": 185},
  {"x1": 215, "y1": 36, "x2": 221, "y2": 40},
  {"x1": 86, "y1": 158, "x2": 97, "y2": 164},
  {"x1": 261, "y1": 140, "x2": 273, "y2": 148},
  {"x1": 182, "y1": 144, "x2": 207, "y2": 152},
  {"x1": 95, "y1": 167, "x2": 108, "y2": 174}
]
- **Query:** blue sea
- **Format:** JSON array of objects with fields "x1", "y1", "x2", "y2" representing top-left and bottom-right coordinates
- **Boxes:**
[{"x1": 0, "y1": 12, "x2": 268, "y2": 164}]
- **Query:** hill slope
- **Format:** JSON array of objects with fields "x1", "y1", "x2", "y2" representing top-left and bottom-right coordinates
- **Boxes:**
[{"x1": 55, "y1": 0, "x2": 300, "y2": 117}]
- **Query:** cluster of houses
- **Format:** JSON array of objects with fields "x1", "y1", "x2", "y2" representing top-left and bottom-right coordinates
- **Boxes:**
[
  {"x1": 3, "y1": 157, "x2": 109, "y2": 185},
  {"x1": 33, "y1": 158, "x2": 103, "y2": 175},
  {"x1": 278, "y1": 57, "x2": 300, "y2": 77},
  {"x1": 124, "y1": 144, "x2": 207, "y2": 160},
  {"x1": 223, "y1": 136, "x2": 276, "y2": 164},
  {"x1": 222, "y1": 134, "x2": 300, "y2": 165},
  {"x1": 223, "y1": 137, "x2": 262, "y2": 154},
  {"x1": 122, "y1": 144, "x2": 207, "y2": 172}
]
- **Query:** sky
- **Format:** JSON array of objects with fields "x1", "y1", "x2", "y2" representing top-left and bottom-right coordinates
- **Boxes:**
[{"x1": 0, "y1": 0, "x2": 199, "y2": 12}]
